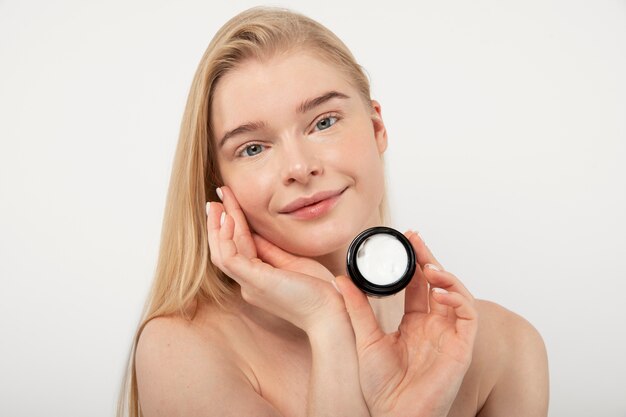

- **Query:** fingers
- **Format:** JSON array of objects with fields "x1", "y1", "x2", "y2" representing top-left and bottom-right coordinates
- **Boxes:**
[
  {"x1": 206, "y1": 199, "x2": 250, "y2": 281},
  {"x1": 423, "y1": 263, "x2": 473, "y2": 302},
  {"x1": 206, "y1": 185, "x2": 258, "y2": 271},
  {"x1": 334, "y1": 275, "x2": 385, "y2": 350},
  {"x1": 218, "y1": 186, "x2": 257, "y2": 259},
  {"x1": 423, "y1": 265, "x2": 475, "y2": 327},
  {"x1": 410, "y1": 230, "x2": 444, "y2": 271},
  {"x1": 406, "y1": 231, "x2": 474, "y2": 320},
  {"x1": 206, "y1": 201, "x2": 226, "y2": 267},
  {"x1": 252, "y1": 233, "x2": 299, "y2": 268},
  {"x1": 404, "y1": 231, "x2": 429, "y2": 314},
  {"x1": 429, "y1": 287, "x2": 450, "y2": 316},
  {"x1": 210, "y1": 209, "x2": 274, "y2": 290},
  {"x1": 218, "y1": 211, "x2": 238, "y2": 261},
  {"x1": 431, "y1": 289, "x2": 478, "y2": 341}
]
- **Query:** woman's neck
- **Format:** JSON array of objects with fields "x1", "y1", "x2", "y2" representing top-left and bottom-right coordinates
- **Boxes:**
[
  {"x1": 233, "y1": 293, "x2": 310, "y2": 342},
  {"x1": 312, "y1": 247, "x2": 349, "y2": 278}
]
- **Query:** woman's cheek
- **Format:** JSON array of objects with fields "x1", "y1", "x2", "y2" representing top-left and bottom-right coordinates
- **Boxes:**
[{"x1": 229, "y1": 176, "x2": 273, "y2": 224}]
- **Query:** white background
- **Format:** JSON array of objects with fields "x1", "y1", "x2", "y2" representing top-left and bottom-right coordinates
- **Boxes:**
[{"x1": 1, "y1": 1, "x2": 625, "y2": 416}]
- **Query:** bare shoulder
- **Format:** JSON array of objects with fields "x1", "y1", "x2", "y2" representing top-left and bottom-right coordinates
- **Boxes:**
[
  {"x1": 472, "y1": 299, "x2": 549, "y2": 417},
  {"x1": 474, "y1": 299, "x2": 545, "y2": 349},
  {"x1": 135, "y1": 306, "x2": 282, "y2": 417}
]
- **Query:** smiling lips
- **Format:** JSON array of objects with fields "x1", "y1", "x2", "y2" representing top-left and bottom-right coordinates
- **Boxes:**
[{"x1": 279, "y1": 187, "x2": 347, "y2": 220}]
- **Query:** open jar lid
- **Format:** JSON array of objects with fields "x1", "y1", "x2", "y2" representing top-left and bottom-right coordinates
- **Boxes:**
[{"x1": 346, "y1": 226, "x2": 416, "y2": 297}]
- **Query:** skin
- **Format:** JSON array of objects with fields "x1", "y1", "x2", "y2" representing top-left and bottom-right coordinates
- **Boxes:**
[
  {"x1": 210, "y1": 50, "x2": 387, "y2": 273},
  {"x1": 135, "y1": 51, "x2": 550, "y2": 416}
]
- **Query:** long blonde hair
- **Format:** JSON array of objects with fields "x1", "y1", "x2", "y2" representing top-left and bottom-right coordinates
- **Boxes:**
[{"x1": 116, "y1": 6, "x2": 390, "y2": 416}]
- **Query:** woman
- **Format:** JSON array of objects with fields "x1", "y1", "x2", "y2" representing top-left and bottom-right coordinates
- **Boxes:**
[{"x1": 117, "y1": 6, "x2": 549, "y2": 416}]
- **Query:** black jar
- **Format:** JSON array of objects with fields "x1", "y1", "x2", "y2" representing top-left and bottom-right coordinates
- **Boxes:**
[{"x1": 346, "y1": 226, "x2": 416, "y2": 297}]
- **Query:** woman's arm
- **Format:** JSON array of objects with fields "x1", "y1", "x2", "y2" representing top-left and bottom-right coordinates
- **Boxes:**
[
  {"x1": 207, "y1": 186, "x2": 370, "y2": 416},
  {"x1": 307, "y1": 315, "x2": 371, "y2": 417}
]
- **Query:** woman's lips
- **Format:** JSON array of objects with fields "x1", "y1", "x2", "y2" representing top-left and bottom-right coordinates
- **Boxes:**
[{"x1": 283, "y1": 188, "x2": 346, "y2": 220}]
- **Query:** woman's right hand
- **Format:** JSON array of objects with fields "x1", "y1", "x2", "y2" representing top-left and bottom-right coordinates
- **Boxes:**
[
  {"x1": 335, "y1": 231, "x2": 478, "y2": 417},
  {"x1": 206, "y1": 186, "x2": 347, "y2": 334}
]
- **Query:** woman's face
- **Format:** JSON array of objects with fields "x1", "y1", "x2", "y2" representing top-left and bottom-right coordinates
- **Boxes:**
[{"x1": 211, "y1": 51, "x2": 388, "y2": 257}]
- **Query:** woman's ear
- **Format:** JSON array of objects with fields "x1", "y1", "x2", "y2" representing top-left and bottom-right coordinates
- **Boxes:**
[{"x1": 370, "y1": 100, "x2": 388, "y2": 154}]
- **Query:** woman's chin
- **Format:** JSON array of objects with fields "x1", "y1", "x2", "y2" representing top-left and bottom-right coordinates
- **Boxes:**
[
  {"x1": 252, "y1": 211, "x2": 378, "y2": 258},
  {"x1": 275, "y1": 228, "x2": 353, "y2": 258}
]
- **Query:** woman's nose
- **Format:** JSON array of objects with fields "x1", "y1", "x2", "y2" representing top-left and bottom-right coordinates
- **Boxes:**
[{"x1": 281, "y1": 139, "x2": 323, "y2": 185}]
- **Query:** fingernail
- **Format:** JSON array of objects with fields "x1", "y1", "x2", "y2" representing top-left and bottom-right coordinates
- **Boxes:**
[
  {"x1": 425, "y1": 263, "x2": 440, "y2": 271},
  {"x1": 216, "y1": 187, "x2": 223, "y2": 201},
  {"x1": 432, "y1": 287, "x2": 448, "y2": 294},
  {"x1": 331, "y1": 279, "x2": 342, "y2": 294},
  {"x1": 206, "y1": 202, "x2": 211, "y2": 216},
  {"x1": 220, "y1": 212, "x2": 225, "y2": 226}
]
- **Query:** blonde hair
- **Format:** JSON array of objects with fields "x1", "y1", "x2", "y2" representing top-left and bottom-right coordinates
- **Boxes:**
[{"x1": 116, "y1": 6, "x2": 390, "y2": 416}]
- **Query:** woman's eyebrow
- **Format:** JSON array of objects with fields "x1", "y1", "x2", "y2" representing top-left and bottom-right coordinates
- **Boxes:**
[
  {"x1": 297, "y1": 90, "x2": 350, "y2": 114},
  {"x1": 218, "y1": 90, "x2": 350, "y2": 148}
]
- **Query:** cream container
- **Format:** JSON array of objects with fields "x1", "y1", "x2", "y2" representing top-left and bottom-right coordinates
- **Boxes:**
[{"x1": 346, "y1": 226, "x2": 416, "y2": 297}]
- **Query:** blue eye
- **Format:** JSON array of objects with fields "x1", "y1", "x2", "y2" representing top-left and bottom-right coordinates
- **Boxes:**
[
  {"x1": 239, "y1": 143, "x2": 264, "y2": 157},
  {"x1": 314, "y1": 115, "x2": 338, "y2": 131}
]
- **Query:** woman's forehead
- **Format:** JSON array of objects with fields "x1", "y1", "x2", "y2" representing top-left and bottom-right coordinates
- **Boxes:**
[
  {"x1": 216, "y1": 51, "x2": 351, "y2": 96},
  {"x1": 211, "y1": 52, "x2": 358, "y2": 132}
]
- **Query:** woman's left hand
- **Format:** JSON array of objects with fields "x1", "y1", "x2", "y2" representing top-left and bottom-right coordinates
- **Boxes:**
[
  {"x1": 207, "y1": 186, "x2": 371, "y2": 415},
  {"x1": 334, "y1": 231, "x2": 478, "y2": 417},
  {"x1": 207, "y1": 185, "x2": 345, "y2": 333}
]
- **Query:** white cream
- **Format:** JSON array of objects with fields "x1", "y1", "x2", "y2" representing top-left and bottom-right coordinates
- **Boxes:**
[{"x1": 355, "y1": 233, "x2": 408, "y2": 286}]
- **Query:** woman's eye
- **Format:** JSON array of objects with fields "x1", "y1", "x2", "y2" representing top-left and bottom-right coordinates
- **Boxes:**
[
  {"x1": 239, "y1": 143, "x2": 265, "y2": 157},
  {"x1": 314, "y1": 115, "x2": 338, "y2": 132}
]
